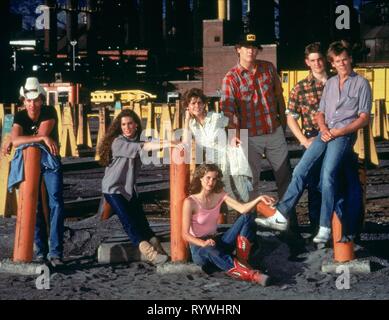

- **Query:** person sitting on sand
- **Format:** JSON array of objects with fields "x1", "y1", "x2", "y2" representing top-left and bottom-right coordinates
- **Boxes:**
[
  {"x1": 182, "y1": 163, "x2": 275, "y2": 286},
  {"x1": 98, "y1": 109, "x2": 180, "y2": 265}
]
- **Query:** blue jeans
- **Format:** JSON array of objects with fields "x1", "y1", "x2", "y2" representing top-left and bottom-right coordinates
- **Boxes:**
[
  {"x1": 103, "y1": 193, "x2": 155, "y2": 246},
  {"x1": 277, "y1": 133, "x2": 358, "y2": 229},
  {"x1": 34, "y1": 164, "x2": 65, "y2": 259},
  {"x1": 190, "y1": 213, "x2": 256, "y2": 271}
]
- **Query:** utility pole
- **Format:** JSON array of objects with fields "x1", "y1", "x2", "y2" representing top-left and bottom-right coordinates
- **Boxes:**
[{"x1": 70, "y1": 40, "x2": 77, "y2": 71}]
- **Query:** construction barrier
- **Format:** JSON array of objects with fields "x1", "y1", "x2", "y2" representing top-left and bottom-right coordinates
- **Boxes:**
[
  {"x1": 0, "y1": 114, "x2": 18, "y2": 217},
  {"x1": 13, "y1": 147, "x2": 41, "y2": 263},
  {"x1": 372, "y1": 99, "x2": 389, "y2": 140},
  {"x1": 76, "y1": 104, "x2": 92, "y2": 148},
  {"x1": 332, "y1": 212, "x2": 355, "y2": 262},
  {"x1": 94, "y1": 106, "x2": 110, "y2": 161},
  {"x1": 60, "y1": 103, "x2": 79, "y2": 157}
]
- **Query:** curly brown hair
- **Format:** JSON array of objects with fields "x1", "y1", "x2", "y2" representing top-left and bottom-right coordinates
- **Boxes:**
[
  {"x1": 181, "y1": 88, "x2": 208, "y2": 116},
  {"x1": 98, "y1": 109, "x2": 142, "y2": 167},
  {"x1": 189, "y1": 163, "x2": 224, "y2": 194}
]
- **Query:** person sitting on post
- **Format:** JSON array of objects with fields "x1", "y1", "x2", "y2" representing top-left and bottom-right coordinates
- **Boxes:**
[
  {"x1": 182, "y1": 163, "x2": 275, "y2": 286},
  {"x1": 98, "y1": 109, "x2": 181, "y2": 265},
  {"x1": 256, "y1": 41, "x2": 371, "y2": 244}
]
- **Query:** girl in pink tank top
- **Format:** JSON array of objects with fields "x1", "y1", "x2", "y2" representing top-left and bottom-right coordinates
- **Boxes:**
[{"x1": 182, "y1": 164, "x2": 275, "y2": 286}]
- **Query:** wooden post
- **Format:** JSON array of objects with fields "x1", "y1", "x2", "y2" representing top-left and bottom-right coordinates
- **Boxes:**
[
  {"x1": 10, "y1": 104, "x2": 17, "y2": 115},
  {"x1": 54, "y1": 104, "x2": 63, "y2": 150},
  {"x1": 0, "y1": 103, "x2": 4, "y2": 135},
  {"x1": 95, "y1": 106, "x2": 110, "y2": 161},
  {"x1": 76, "y1": 104, "x2": 92, "y2": 148},
  {"x1": 332, "y1": 213, "x2": 355, "y2": 262},
  {"x1": 158, "y1": 105, "x2": 173, "y2": 158},
  {"x1": 13, "y1": 147, "x2": 41, "y2": 262},
  {"x1": 372, "y1": 99, "x2": 389, "y2": 140},
  {"x1": 0, "y1": 114, "x2": 18, "y2": 217},
  {"x1": 172, "y1": 100, "x2": 182, "y2": 130},
  {"x1": 170, "y1": 147, "x2": 189, "y2": 262}
]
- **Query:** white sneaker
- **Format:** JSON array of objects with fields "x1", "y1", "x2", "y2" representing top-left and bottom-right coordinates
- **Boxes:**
[
  {"x1": 313, "y1": 226, "x2": 331, "y2": 244},
  {"x1": 255, "y1": 210, "x2": 288, "y2": 231}
]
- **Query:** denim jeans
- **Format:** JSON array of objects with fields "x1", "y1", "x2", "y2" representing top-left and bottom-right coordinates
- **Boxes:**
[
  {"x1": 190, "y1": 213, "x2": 256, "y2": 271},
  {"x1": 277, "y1": 133, "x2": 357, "y2": 228},
  {"x1": 103, "y1": 193, "x2": 155, "y2": 246},
  {"x1": 34, "y1": 164, "x2": 65, "y2": 259}
]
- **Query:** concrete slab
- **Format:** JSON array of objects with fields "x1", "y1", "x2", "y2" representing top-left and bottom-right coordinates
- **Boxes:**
[
  {"x1": 156, "y1": 262, "x2": 204, "y2": 275},
  {"x1": 321, "y1": 259, "x2": 372, "y2": 273},
  {"x1": 0, "y1": 259, "x2": 46, "y2": 276},
  {"x1": 97, "y1": 241, "x2": 171, "y2": 264}
]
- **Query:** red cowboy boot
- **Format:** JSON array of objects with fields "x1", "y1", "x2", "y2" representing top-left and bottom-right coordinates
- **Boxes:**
[
  {"x1": 236, "y1": 235, "x2": 251, "y2": 265},
  {"x1": 226, "y1": 258, "x2": 270, "y2": 287}
]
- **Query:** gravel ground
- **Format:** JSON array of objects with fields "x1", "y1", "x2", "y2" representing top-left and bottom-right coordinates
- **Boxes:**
[{"x1": 0, "y1": 140, "x2": 388, "y2": 300}]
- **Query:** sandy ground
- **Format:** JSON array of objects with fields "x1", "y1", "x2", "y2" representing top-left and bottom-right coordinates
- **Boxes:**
[{"x1": 0, "y1": 141, "x2": 389, "y2": 300}]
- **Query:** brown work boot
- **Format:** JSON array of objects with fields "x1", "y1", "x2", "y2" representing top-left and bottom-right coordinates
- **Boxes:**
[
  {"x1": 149, "y1": 236, "x2": 169, "y2": 256},
  {"x1": 139, "y1": 241, "x2": 168, "y2": 265}
]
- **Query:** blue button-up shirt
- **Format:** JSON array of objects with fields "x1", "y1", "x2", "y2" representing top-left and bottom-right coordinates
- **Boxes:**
[{"x1": 319, "y1": 71, "x2": 372, "y2": 129}]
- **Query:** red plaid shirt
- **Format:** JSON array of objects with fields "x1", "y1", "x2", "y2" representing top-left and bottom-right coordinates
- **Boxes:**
[{"x1": 220, "y1": 60, "x2": 282, "y2": 136}]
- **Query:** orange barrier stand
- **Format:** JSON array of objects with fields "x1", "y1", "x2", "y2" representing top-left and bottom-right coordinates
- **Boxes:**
[
  {"x1": 13, "y1": 147, "x2": 41, "y2": 263},
  {"x1": 332, "y1": 212, "x2": 355, "y2": 263},
  {"x1": 170, "y1": 147, "x2": 189, "y2": 262}
]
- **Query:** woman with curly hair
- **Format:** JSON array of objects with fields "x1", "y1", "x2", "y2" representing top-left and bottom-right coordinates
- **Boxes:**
[
  {"x1": 99, "y1": 109, "x2": 178, "y2": 265},
  {"x1": 182, "y1": 163, "x2": 274, "y2": 286}
]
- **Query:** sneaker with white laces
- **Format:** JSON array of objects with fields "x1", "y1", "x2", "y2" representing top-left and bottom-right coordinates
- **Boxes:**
[
  {"x1": 313, "y1": 226, "x2": 331, "y2": 243},
  {"x1": 255, "y1": 210, "x2": 289, "y2": 231}
]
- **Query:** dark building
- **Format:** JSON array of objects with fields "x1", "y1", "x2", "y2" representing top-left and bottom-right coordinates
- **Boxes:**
[
  {"x1": 138, "y1": 0, "x2": 163, "y2": 51},
  {"x1": 248, "y1": 0, "x2": 275, "y2": 44},
  {"x1": 0, "y1": 0, "x2": 12, "y2": 102},
  {"x1": 165, "y1": 0, "x2": 193, "y2": 67},
  {"x1": 193, "y1": 0, "x2": 217, "y2": 58},
  {"x1": 279, "y1": 0, "x2": 360, "y2": 69}
]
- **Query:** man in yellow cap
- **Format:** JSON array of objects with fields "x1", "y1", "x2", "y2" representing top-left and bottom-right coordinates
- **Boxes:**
[{"x1": 220, "y1": 32, "x2": 304, "y2": 257}]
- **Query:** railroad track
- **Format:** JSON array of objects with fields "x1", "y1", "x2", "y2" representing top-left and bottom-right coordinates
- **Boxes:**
[{"x1": 62, "y1": 140, "x2": 389, "y2": 218}]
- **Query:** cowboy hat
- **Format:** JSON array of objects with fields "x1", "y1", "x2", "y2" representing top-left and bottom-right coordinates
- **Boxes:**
[{"x1": 19, "y1": 77, "x2": 46, "y2": 100}]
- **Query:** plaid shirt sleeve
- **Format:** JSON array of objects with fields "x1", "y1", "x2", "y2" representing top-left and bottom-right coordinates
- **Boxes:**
[
  {"x1": 220, "y1": 74, "x2": 239, "y2": 129},
  {"x1": 287, "y1": 85, "x2": 302, "y2": 119}
]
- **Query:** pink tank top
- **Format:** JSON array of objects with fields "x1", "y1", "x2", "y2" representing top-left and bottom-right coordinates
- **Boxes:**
[{"x1": 189, "y1": 192, "x2": 227, "y2": 238}]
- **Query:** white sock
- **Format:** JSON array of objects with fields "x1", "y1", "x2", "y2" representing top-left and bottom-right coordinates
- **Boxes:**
[
  {"x1": 319, "y1": 226, "x2": 331, "y2": 233},
  {"x1": 274, "y1": 210, "x2": 287, "y2": 223}
]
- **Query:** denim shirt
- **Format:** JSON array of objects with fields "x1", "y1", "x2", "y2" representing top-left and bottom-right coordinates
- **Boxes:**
[
  {"x1": 319, "y1": 71, "x2": 372, "y2": 129},
  {"x1": 8, "y1": 143, "x2": 61, "y2": 192}
]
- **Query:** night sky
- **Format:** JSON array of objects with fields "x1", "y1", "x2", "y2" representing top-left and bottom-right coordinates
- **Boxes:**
[{"x1": 11, "y1": 0, "x2": 362, "y2": 31}]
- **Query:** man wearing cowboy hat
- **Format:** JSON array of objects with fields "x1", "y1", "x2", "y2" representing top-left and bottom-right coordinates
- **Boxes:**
[
  {"x1": 8, "y1": 77, "x2": 65, "y2": 267},
  {"x1": 220, "y1": 32, "x2": 305, "y2": 257}
]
